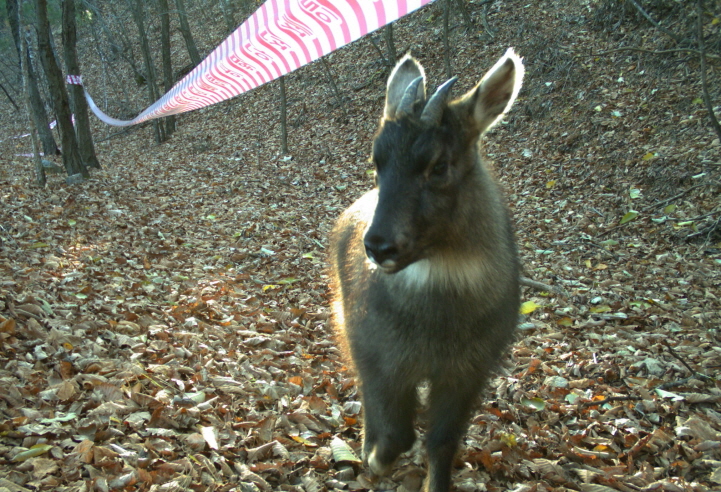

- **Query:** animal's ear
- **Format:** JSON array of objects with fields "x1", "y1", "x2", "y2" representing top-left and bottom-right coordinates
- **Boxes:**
[
  {"x1": 453, "y1": 48, "x2": 524, "y2": 136},
  {"x1": 384, "y1": 53, "x2": 426, "y2": 120}
]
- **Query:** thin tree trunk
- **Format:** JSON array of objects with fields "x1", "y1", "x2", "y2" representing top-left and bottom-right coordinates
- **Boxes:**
[
  {"x1": 175, "y1": 0, "x2": 202, "y2": 67},
  {"x1": 279, "y1": 76, "x2": 288, "y2": 154},
  {"x1": 697, "y1": 0, "x2": 721, "y2": 142},
  {"x1": 321, "y1": 58, "x2": 347, "y2": 118},
  {"x1": 20, "y1": 29, "x2": 45, "y2": 187},
  {"x1": 131, "y1": 0, "x2": 164, "y2": 143},
  {"x1": 7, "y1": 0, "x2": 58, "y2": 156},
  {"x1": 453, "y1": 0, "x2": 474, "y2": 31},
  {"x1": 36, "y1": 0, "x2": 87, "y2": 178},
  {"x1": 63, "y1": 0, "x2": 101, "y2": 169},
  {"x1": 443, "y1": 0, "x2": 452, "y2": 78},
  {"x1": 219, "y1": 0, "x2": 236, "y2": 33},
  {"x1": 0, "y1": 82, "x2": 20, "y2": 112},
  {"x1": 159, "y1": 0, "x2": 176, "y2": 136},
  {"x1": 384, "y1": 23, "x2": 397, "y2": 63}
]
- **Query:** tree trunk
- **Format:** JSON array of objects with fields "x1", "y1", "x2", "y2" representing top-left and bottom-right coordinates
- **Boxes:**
[
  {"x1": 219, "y1": 0, "x2": 236, "y2": 33},
  {"x1": 158, "y1": 0, "x2": 176, "y2": 137},
  {"x1": 0, "y1": 83, "x2": 20, "y2": 112},
  {"x1": 175, "y1": 0, "x2": 202, "y2": 67},
  {"x1": 20, "y1": 28, "x2": 45, "y2": 187},
  {"x1": 131, "y1": 0, "x2": 165, "y2": 143},
  {"x1": 36, "y1": 0, "x2": 87, "y2": 178},
  {"x1": 279, "y1": 76, "x2": 288, "y2": 154},
  {"x1": 443, "y1": 0, "x2": 452, "y2": 78},
  {"x1": 384, "y1": 23, "x2": 397, "y2": 63},
  {"x1": 63, "y1": 0, "x2": 101, "y2": 169},
  {"x1": 7, "y1": 0, "x2": 59, "y2": 156}
]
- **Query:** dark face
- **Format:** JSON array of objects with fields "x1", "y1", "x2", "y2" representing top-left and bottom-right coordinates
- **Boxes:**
[{"x1": 364, "y1": 113, "x2": 476, "y2": 273}]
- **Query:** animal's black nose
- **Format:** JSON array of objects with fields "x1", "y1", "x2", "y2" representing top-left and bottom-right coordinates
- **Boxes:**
[{"x1": 364, "y1": 235, "x2": 399, "y2": 267}]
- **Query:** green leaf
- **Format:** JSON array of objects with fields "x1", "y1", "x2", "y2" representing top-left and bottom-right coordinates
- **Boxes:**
[
  {"x1": 590, "y1": 305, "x2": 611, "y2": 313},
  {"x1": 599, "y1": 239, "x2": 618, "y2": 247},
  {"x1": 692, "y1": 97, "x2": 704, "y2": 105},
  {"x1": 68, "y1": 219, "x2": 76, "y2": 226},
  {"x1": 13, "y1": 444, "x2": 53, "y2": 462},
  {"x1": 40, "y1": 412, "x2": 78, "y2": 424},
  {"x1": 302, "y1": 252, "x2": 314, "y2": 259},
  {"x1": 629, "y1": 188, "x2": 641, "y2": 199},
  {"x1": 29, "y1": 242, "x2": 49, "y2": 249},
  {"x1": 565, "y1": 393, "x2": 581, "y2": 404},
  {"x1": 642, "y1": 152, "x2": 656, "y2": 160},
  {"x1": 277, "y1": 277, "x2": 299, "y2": 285},
  {"x1": 664, "y1": 204, "x2": 677, "y2": 214},
  {"x1": 655, "y1": 388, "x2": 684, "y2": 401},
  {"x1": 520, "y1": 397, "x2": 545, "y2": 411},
  {"x1": 619, "y1": 210, "x2": 639, "y2": 225},
  {"x1": 330, "y1": 436, "x2": 361, "y2": 463}
]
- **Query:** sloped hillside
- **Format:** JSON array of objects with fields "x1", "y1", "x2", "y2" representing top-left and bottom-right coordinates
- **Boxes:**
[{"x1": 0, "y1": 1, "x2": 719, "y2": 491}]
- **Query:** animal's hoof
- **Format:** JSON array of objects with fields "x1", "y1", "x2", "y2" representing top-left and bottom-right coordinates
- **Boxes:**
[{"x1": 368, "y1": 446, "x2": 394, "y2": 477}]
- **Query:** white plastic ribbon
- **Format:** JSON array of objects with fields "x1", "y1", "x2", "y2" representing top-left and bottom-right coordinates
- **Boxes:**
[{"x1": 85, "y1": 0, "x2": 435, "y2": 127}]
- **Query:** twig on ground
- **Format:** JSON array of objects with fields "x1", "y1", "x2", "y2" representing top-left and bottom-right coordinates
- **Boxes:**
[
  {"x1": 582, "y1": 47, "x2": 720, "y2": 61},
  {"x1": 480, "y1": 2, "x2": 495, "y2": 39},
  {"x1": 553, "y1": 239, "x2": 621, "y2": 260},
  {"x1": 520, "y1": 276, "x2": 566, "y2": 296},
  {"x1": 628, "y1": 0, "x2": 682, "y2": 44},
  {"x1": 640, "y1": 183, "x2": 707, "y2": 212},
  {"x1": 580, "y1": 395, "x2": 641, "y2": 408},
  {"x1": 661, "y1": 340, "x2": 714, "y2": 383}
]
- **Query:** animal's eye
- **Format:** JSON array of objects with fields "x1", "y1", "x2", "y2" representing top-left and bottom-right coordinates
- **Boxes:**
[{"x1": 430, "y1": 161, "x2": 448, "y2": 177}]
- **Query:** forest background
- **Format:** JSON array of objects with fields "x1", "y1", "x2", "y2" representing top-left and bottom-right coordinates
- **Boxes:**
[{"x1": 0, "y1": 0, "x2": 720, "y2": 491}]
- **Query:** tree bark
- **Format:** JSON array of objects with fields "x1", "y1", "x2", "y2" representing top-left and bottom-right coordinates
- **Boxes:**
[
  {"x1": 384, "y1": 23, "x2": 397, "y2": 64},
  {"x1": 219, "y1": 0, "x2": 236, "y2": 33},
  {"x1": 0, "y1": 82, "x2": 20, "y2": 112},
  {"x1": 279, "y1": 76, "x2": 288, "y2": 154},
  {"x1": 20, "y1": 28, "x2": 45, "y2": 187},
  {"x1": 36, "y1": 0, "x2": 87, "y2": 178},
  {"x1": 63, "y1": 0, "x2": 101, "y2": 169},
  {"x1": 175, "y1": 0, "x2": 202, "y2": 67},
  {"x1": 158, "y1": 0, "x2": 176, "y2": 136},
  {"x1": 443, "y1": 0, "x2": 452, "y2": 78},
  {"x1": 131, "y1": 0, "x2": 165, "y2": 143},
  {"x1": 7, "y1": 0, "x2": 59, "y2": 156}
]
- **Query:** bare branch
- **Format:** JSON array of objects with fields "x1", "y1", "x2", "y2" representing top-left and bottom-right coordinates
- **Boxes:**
[
  {"x1": 627, "y1": 0, "x2": 682, "y2": 44},
  {"x1": 585, "y1": 47, "x2": 721, "y2": 61},
  {"x1": 697, "y1": 0, "x2": 721, "y2": 142}
]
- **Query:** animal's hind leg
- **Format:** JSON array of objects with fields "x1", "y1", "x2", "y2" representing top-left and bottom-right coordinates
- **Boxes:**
[{"x1": 360, "y1": 374, "x2": 417, "y2": 476}]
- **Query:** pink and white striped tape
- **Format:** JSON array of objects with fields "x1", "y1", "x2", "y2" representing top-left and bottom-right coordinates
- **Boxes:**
[{"x1": 85, "y1": 0, "x2": 435, "y2": 127}]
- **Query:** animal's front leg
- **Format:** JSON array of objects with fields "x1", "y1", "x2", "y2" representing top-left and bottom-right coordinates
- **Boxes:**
[
  {"x1": 423, "y1": 381, "x2": 481, "y2": 492},
  {"x1": 357, "y1": 362, "x2": 418, "y2": 476}
]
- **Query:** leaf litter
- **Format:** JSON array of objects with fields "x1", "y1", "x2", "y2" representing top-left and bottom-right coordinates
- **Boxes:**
[{"x1": 0, "y1": 0, "x2": 720, "y2": 491}]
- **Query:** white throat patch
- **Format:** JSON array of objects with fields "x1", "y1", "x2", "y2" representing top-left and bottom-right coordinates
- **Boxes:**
[{"x1": 396, "y1": 255, "x2": 495, "y2": 293}]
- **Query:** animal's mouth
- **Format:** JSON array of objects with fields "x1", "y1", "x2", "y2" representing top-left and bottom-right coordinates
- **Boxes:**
[{"x1": 367, "y1": 255, "x2": 415, "y2": 274}]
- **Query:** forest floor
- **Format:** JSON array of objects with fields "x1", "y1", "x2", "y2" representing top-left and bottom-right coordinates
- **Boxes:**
[{"x1": 0, "y1": 0, "x2": 720, "y2": 491}]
